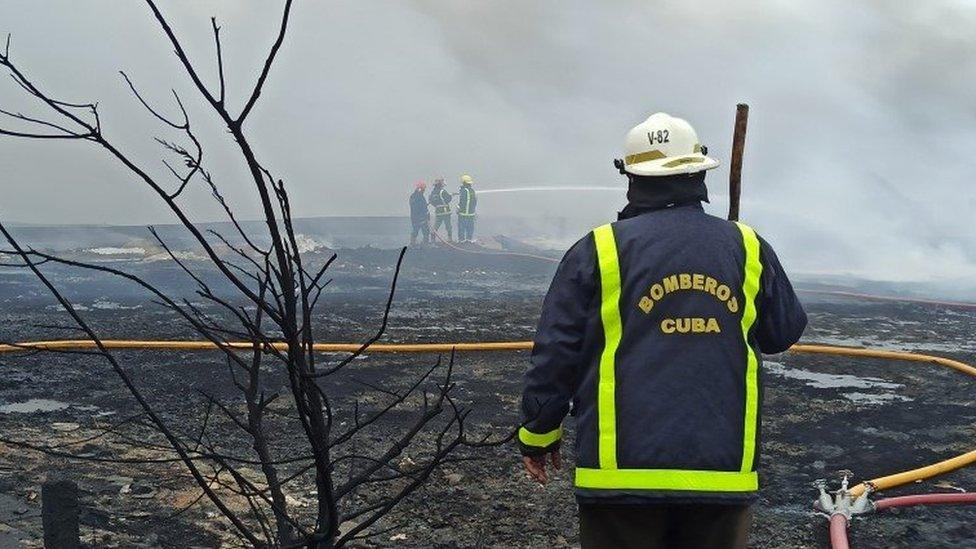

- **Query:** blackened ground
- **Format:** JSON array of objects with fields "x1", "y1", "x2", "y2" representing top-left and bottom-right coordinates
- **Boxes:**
[{"x1": 0, "y1": 246, "x2": 974, "y2": 548}]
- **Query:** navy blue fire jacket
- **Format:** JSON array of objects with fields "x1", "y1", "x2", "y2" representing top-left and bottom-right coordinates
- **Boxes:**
[
  {"x1": 409, "y1": 190, "x2": 429, "y2": 225},
  {"x1": 519, "y1": 203, "x2": 807, "y2": 503}
]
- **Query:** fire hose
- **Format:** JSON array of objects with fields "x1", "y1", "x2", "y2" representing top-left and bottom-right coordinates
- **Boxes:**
[
  {"x1": 829, "y1": 514, "x2": 850, "y2": 549},
  {"x1": 1, "y1": 339, "x2": 974, "y2": 546},
  {"x1": 825, "y1": 491, "x2": 976, "y2": 547}
]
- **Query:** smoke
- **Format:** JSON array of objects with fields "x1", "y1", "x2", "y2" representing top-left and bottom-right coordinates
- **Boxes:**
[
  {"x1": 1, "y1": 1, "x2": 975, "y2": 283},
  {"x1": 406, "y1": 0, "x2": 976, "y2": 282}
]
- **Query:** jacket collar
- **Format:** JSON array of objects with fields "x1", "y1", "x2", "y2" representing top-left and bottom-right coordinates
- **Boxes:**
[{"x1": 618, "y1": 172, "x2": 709, "y2": 220}]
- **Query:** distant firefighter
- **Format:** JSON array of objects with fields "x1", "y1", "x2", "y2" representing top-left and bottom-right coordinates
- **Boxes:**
[
  {"x1": 428, "y1": 178, "x2": 454, "y2": 243},
  {"x1": 518, "y1": 112, "x2": 807, "y2": 549},
  {"x1": 409, "y1": 180, "x2": 430, "y2": 246},
  {"x1": 456, "y1": 174, "x2": 478, "y2": 243}
]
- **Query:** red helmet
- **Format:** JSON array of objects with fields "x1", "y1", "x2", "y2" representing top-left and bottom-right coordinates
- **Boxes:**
[{"x1": 415, "y1": 180, "x2": 427, "y2": 191}]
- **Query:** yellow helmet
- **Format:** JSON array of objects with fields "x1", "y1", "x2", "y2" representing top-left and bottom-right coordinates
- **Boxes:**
[{"x1": 460, "y1": 174, "x2": 473, "y2": 184}]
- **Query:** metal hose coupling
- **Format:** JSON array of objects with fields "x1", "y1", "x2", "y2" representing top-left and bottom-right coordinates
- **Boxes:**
[{"x1": 813, "y1": 472, "x2": 875, "y2": 519}]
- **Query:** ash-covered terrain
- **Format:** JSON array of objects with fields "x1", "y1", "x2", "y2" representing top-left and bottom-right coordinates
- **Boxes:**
[{"x1": 1, "y1": 226, "x2": 975, "y2": 548}]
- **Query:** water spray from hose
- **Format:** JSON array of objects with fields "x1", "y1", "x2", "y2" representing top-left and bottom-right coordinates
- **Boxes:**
[{"x1": 476, "y1": 186, "x2": 624, "y2": 195}]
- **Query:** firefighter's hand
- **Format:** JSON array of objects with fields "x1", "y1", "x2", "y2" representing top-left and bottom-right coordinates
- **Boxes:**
[{"x1": 523, "y1": 450, "x2": 561, "y2": 484}]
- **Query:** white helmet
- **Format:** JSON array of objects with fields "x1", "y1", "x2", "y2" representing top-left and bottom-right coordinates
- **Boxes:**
[{"x1": 622, "y1": 112, "x2": 719, "y2": 176}]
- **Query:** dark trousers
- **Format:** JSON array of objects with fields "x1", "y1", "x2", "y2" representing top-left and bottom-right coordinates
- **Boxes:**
[
  {"x1": 433, "y1": 214, "x2": 453, "y2": 241},
  {"x1": 579, "y1": 503, "x2": 752, "y2": 549},
  {"x1": 458, "y1": 215, "x2": 475, "y2": 241},
  {"x1": 410, "y1": 220, "x2": 430, "y2": 245}
]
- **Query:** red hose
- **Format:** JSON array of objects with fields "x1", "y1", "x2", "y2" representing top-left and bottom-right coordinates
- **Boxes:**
[
  {"x1": 874, "y1": 492, "x2": 976, "y2": 511},
  {"x1": 829, "y1": 514, "x2": 850, "y2": 549}
]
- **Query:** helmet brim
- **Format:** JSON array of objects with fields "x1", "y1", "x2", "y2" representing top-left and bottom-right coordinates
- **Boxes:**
[{"x1": 624, "y1": 154, "x2": 720, "y2": 177}]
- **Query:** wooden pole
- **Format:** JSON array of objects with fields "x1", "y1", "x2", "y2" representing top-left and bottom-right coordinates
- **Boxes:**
[{"x1": 727, "y1": 103, "x2": 749, "y2": 221}]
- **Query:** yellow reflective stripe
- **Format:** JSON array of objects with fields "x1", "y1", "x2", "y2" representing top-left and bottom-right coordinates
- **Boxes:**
[
  {"x1": 625, "y1": 146, "x2": 703, "y2": 166},
  {"x1": 624, "y1": 149, "x2": 665, "y2": 165},
  {"x1": 735, "y1": 222, "x2": 763, "y2": 472},
  {"x1": 576, "y1": 468, "x2": 758, "y2": 492},
  {"x1": 459, "y1": 187, "x2": 475, "y2": 214},
  {"x1": 592, "y1": 224, "x2": 622, "y2": 469},
  {"x1": 518, "y1": 426, "x2": 562, "y2": 448}
]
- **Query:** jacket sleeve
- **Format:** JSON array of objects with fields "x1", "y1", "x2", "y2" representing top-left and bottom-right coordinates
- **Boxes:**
[
  {"x1": 754, "y1": 235, "x2": 807, "y2": 354},
  {"x1": 519, "y1": 234, "x2": 596, "y2": 455}
]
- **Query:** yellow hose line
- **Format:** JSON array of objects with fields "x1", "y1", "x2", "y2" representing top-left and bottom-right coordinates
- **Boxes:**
[
  {"x1": 788, "y1": 344, "x2": 976, "y2": 378},
  {"x1": 850, "y1": 450, "x2": 976, "y2": 499},
  {"x1": 2, "y1": 338, "x2": 974, "y2": 496},
  {"x1": 0, "y1": 339, "x2": 535, "y2": 354},
  {"x1": 786, "y1": 344, "x2": 976, "y2": 497}
]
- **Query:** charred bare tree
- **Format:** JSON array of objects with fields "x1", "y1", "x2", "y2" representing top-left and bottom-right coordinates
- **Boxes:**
[{"x1": 0, "y1": 3, "x2": 507, "y2": 546}]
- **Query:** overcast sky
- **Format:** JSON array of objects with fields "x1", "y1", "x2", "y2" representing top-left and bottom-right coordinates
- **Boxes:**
[{"x1": 2, "y1": 1, "x2": 975, "y2": 282}]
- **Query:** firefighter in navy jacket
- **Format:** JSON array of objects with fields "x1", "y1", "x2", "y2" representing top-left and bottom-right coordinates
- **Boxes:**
[{"x1": 518, "y1": 113, "x2": 807, "y2": 549}]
